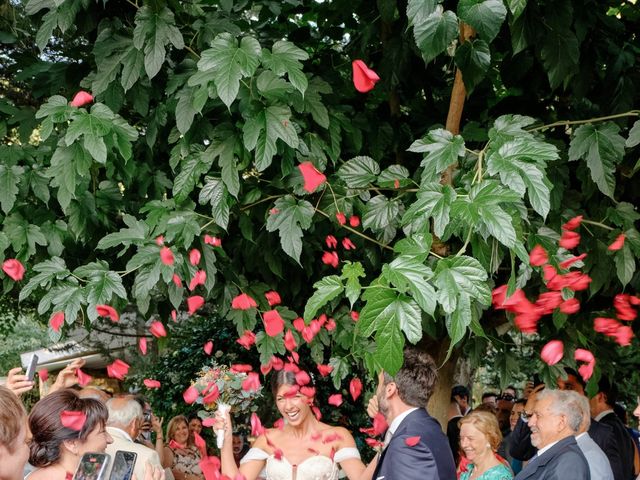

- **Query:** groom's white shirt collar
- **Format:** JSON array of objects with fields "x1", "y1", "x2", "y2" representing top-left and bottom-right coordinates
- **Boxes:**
[{"x1": 388, "y1": 407, "x2": 419, "y2": 436}]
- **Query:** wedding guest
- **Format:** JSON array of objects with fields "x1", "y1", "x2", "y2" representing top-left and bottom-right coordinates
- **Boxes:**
[
  {"x1": 0, "y1": 386, "x2": 31, "y2": 480},
  {"x1": 452, "y1": 385, "x2": 472, "y2": 416},
  {"x1": 187, "y1": 414, "x2": 203, "y2": 438},
  {"x1": 232, "y1": 432, "x2": 249, "y2": 467},
  {"x1": 448, "y1": 400, "x2": 464, "y2": 465},
  {"x1": 215, "y1": 369, "x2": 375, "y2": 480},
  {"x1": 162, "y1": 415, "x2": 203, "y2": 480},
  {"x1": 458, "y1": 411, "x2": 513, "y2": 480},
  {"x1": 572, "y1": 391, "x2": 614, "y2": 480},
  {"x1": 482, "y1": 393, "x2": 499, "y2": 410},
  {"x1": 28, "y1": 389, "x2": 113, "y2": 480},
  {"x1": 372, "y1": 347, "x2": 456, "y2": 480}
]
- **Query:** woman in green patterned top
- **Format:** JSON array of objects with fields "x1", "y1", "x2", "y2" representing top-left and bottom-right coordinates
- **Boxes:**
[{"x1": 458, "y1": 411, "x2": 513, "y2": 480}]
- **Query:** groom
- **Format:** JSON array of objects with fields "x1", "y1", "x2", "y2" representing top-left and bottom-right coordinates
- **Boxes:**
[{"x1": 372, "y1": 348, "x2": 456, "y2": 480}]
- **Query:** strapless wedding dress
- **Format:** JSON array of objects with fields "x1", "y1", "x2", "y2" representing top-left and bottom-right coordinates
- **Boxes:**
[{"x1": 241, "y1": 447, "x2": 360, "y2": 480}]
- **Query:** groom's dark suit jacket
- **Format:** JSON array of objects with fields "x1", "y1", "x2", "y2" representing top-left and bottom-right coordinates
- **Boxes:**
[
  {"x1": 372, "y1": 409, "x2": 456, "y2": 480},
  {"x1": 514, "y1": 435, "x2": 590, "y2": 480}
]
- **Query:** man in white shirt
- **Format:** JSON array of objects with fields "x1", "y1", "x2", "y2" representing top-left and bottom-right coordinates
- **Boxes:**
[
  {"x1": 515, "y1": 389, "x2": 590, "y2": 479},
  {"x1": 104, "y1": 396, "x2": 162, "y2": 480}
]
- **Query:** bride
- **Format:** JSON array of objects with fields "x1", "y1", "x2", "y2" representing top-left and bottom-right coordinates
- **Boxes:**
[{"x1": 215, "y1": 370, "x2": 376, "y2": 480}]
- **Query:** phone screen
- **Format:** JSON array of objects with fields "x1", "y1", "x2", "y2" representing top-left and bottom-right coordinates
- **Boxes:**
[
  {"x1": 73, "y1": 453, "x2": 111, "y2": 480},
  {"x1": 25, "y1": 354, "x2": 39, "y2": 382},
  {"x1": 109, "y1": 451, "x2": 137, "y2": 480}
]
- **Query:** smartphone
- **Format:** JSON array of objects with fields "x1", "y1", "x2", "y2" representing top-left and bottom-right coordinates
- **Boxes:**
[
  {"x1": 25, "y1": 354, "x2": 39, "y2": 382},
  {"x1": 109, "y1": 451, "x2": 137, "y2": 480},
  {"x1": 72, "y1": 452, "x2": 111, "y2": 480}
]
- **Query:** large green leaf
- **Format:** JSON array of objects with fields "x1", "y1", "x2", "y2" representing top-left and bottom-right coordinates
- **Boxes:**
[
  {"x1": 468, "y1": 181, "x2": 518, "y2": 247},
  {"x1": 362, "y1": 195, "x2": 401, "y2": 232},
  {"x1": 406, "y1": 0, "x2": 439, "y2": 26},
  {"x1": 614, "y1": 244, "x2": 635, "y2": 287},
  {"x1": 265, "y1": 195, "x2": 314, "y2": 263},
  {"x1": 458, "y1": 0, "x2": 507, "y2": 43},
  {"x1": 411, "y1": 7, "x2": 459, "y2": 63},
  {"x1": 408, "y1": 129, "x2": 465, "y2": 184},
  {"x1": 486, "y1": 137, "x2": 558, "y2": 218},
  {"x1": 627, "y1": 120, "x2": 640, "y2": 148},
  {"x1": 199, "y1": 177, "x2": 230, "y2": 230},
  {"x1": 568, "y1": 123, "x2": 626, "y2": 199},
  {"x1": 538, "y1": 4, "x2": 578, "y2": 89},
  {"x1": 133, "y1": 6, "x2": 183, "y2": 79},
  {"x1": 506, "y1": 0, "x2": 527, "y2": 19},
  {"x1": 197, "y1": 33, "x2": 261, "y2": 108},
  {"x1": 402, "y1": 183, "x2": 456, "y2": 237},
  {"x1": 173, "y1": 151, "x2": 214, "y2": 203},
  {"x1": 0, "y1": 165, "x2": 24, "y2": 214},
  {"x1": 243, "y1": 105, "x2": 298, "y2": 171},
  {"x1": 261, "y1": 40, "x2": 309, "y2": 96},
  {"x1": 383, "y1": 255, "x2": 436, "y2": 315},
  {"x1": 445, "y1": 292, "x2": 472, "y2": 353},
  {"x1": 3, "y1": 214, "x2": 47, "y2": 260},
  {"x1": 303, "y1": 275, "x2": 344, "y2": 321},
  {"x1": 19, "y1": 257, "x2": 70, "y2": 301},
  {"x1": 337, "y1": 156, "x2": 380, "y2": 188},
  {"x1": 454, "y1": 39, "x2": 491, "y2": 94},
  {"x1": 434, "y1": 255, "x2": 490, "y2": 313},
  {"x1": 341, "y1": 261, "x2": 365, "y2": 307},
  {"x1": 97, "y1": 214, "x2": 149, "y2": 251}
]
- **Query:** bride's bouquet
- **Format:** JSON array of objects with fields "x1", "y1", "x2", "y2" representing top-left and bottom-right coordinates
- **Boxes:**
[{"x1": 189, "y1": 363, "x2": 263, "y2": 448}]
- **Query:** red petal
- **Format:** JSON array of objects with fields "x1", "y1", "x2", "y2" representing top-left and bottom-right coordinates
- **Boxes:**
[
  {"x1": 350, "y1": 311, "x2": 360, "y2": 322},
  {"x1": 96, "y1": 304, "x2": 119, "y2": 322},
  {"x1": 366, "y1": 438, "x2": 384, "y2": 448},
  {"x1": 183, "y1": 385, "x2": 199, "y2": 404},
  {"x1": 203, "y1": 235, "x2": 222, "y2": 247},
  {"x1": 106, "y1": 359, "x2": 130, "y2": 380},
  {"x1": 189, "y1": 270, "x2": 207, "y2": 291},
  {"x1": 50, "y1": 311, "x2": 65, "y2": 332},
  {"x1": 76, "y1": 369, "x2": 92, "y2": 387},
  {"x1": 172, "y1": 274, "x2": 183, "y2": 288},
  {"x1": 284, "y1": 330, "x2": 297, "y2": 351},
  {"x1": 529, "y1": 245, "x2": 548, "y2": 267},
  {"x1": 70, "y1": 91, "x2": 93, "y2": 107},
  {"x1": 405, "y1": 436, "x2": 421, "y2": 447},
  {"x1": 559, "y1": 231, "x2": 581, "y2": 249},
  {"x1": 273, "y1": 418, "x2": 285, "y2": 430},
  {"x1": 349, "y1": 216, "x2": 360, "y2": 227},
  {"x1": 189, "y1": 249, "x2": 201, "y2": 266},
  {"x1": 241, "y1": 372, "x2": 261, "y2": 392},
  {"x1": 60, "y1": 410, "x2": 87, "y2": 431},
  {"x1": 202, "y1": 384, "x2": 220, "y2": 404},
  {"x1": 2, "y1": 259, "x2": 25, "y2": 281},
  {"x1": 139, "y1": 337, "x2": 148, "y2": 355},
  {"x1": 160, "y1": 246, "x2": 174, "y2": 265},
  {"x1": 300, "y1": 386, "x2": 316, "y2": 398},
  {"x1": 265, "y1": 290, "x2": 281, "y2": 306},
  {"x1": 317, "y1": 364, "x2": 333, "y2": 377},
  {"x1": 608, "y1": 233, "x2": 625, "y2": 251},
  {"x1": 574, "y1": 348, "x2": 594, "y2": 364},
  {"x1": 231, "y1": 293, "x2": 258, "y2": 310},
  {"x1": 144, "y1": 379, "x2": 161, "y2": 389},
  {"x1": 298, "y1": 162, "x2": 327, "y2": 193},
  {"x1": 342, "y1": 237, "x2": 356, "y2": 250},
  {"x1": 187, "y1": 295, "x2": 205, "y2": 315},
  {"x1": 155, "y1": 235, "x2": 164, "y2": 246},
  {"x1": 325, "y1": 235, "x2": 338, "y2": 249},
  {"x1": 204, "y1": 341, "x2": 213, "y2": 355},
  {"x1": 325, "y1": 318, "x2": 337, "y2": 331},
  {"x1": 230, "y1": 364, "x2": 253, "y2": 373},
  {"x1": 251, "y1": 412, "x2": 265, "y2": 437},
  {"x1": 321, "y1": 251, "x2": 340, "y2": 268},
  {"x1": 540, "y1": 340, "x2": 564, "y2": 366},
  {"x1": 559, "y1": 253, "x2": 587, "y2": 270},
  {"x1": 38, "y1": 369, "x2": 49, "y2": 382},
  {"x1": 295, "y1": 370, "x2": 311, "y2": 386},
  {"x1": 352, "y1": 60, "x2": 380, "y2": 93},
  {"x1": 199, "y1": 456, "x2": 221, "y2": 480},
  {"x1": 237, "y1": 330, "x2": 256, "y2": 350},
  {"x1": 293, "y1": 317, "x2": 305, "y2": 332},
  {"x1": 578, "y1": 362, "x2": 595, "y2": 382},
  {"x1": 562, "y1": 215, "x2": 583, "y2": 231},
  {"x1": 559, "y1": 298, "x2": 580, "y2": 314},
  {"x1": 149, "y1": 321, "x2": 167, "y2": 338},
  {"x1": 373, "y1": 412, "x2": 388, "y2": 436},
  {"x1": 328, "y1": 393, "x2": 343, "y2": 407},
  {"x1": 335, "y1": 212, "x2": 346, "y2": 225},
  {"x1": 263, "y1": 309, "x2": 285, "y2": 337},
  {"x1": 171, "y1": 309, "x2": 177, "y2": 321},
  {"x1": 349, "y1": 377, "x2": 363, "y2": 401}
]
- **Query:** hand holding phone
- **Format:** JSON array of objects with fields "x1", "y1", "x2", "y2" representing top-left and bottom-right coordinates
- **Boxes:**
[
  {"x1": 4, "y1": 366, "x2": 35, "y2": 396},
  {"x1": 109, "y1": 451, "x2": 137, "y2": 480},
  {"x1": 25, "y1": 354, "x2": 39, "y2": 382},
  {"x1": 73, "y1": 453, "x2": 111, "y2": 480}
]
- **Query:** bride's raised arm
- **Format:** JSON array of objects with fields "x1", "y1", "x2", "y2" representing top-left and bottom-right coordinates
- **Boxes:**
[{"x1": 215, "y1": 409, "x2": 266, "y2": 480}]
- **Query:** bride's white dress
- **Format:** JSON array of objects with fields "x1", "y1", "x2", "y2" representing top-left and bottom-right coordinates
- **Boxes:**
[{"x1": 241, "y1": 447, "x2": 360, "y2": 480}]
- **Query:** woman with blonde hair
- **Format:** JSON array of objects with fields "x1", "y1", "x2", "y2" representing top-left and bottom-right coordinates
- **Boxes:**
[
  {"x1": 162, "y1": 415, "x2": 203, "y2": 480},
  {"x1": 458, "y1": 411, "x2": 513, "y2": 480},
  {"x1": 0, "y1": 386, "x2": 31, "y2": 480}
]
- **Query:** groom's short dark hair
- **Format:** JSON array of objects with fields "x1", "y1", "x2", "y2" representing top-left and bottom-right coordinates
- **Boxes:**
[{"x1": 383, "y1": 347, "x2": 438, "y2": 407}]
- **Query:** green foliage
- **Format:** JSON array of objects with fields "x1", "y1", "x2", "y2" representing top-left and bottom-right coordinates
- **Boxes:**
[{"x1": 1, "y1": 0, "x2": 639, "y2": 401}]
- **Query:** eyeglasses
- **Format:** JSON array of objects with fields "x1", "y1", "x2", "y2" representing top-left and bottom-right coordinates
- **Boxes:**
[{"x1": 498, "y1": 393, "x2": 515, "y2": 402}]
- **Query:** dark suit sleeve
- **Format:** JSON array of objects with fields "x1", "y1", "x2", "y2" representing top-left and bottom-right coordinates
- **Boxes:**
[
  {"x1": 509, "y1": 417, "x2": 537, "y2": 461},
  {"x1": 592, "y1": 421, "x2": 625, "y2": 480},
  {"x1": 384, "y1": 433, "x2": 439, "y2": 480},
  {"x1": 547, "y1": 450, "x2": 591, "y2": 480}
]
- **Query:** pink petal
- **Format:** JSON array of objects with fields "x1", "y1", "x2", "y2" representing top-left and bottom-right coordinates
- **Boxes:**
[
  {"x1": 203, "y1": 341, "x2": 213, "y2": 355},
  {"x1": 199, "y1": 456, "x2": 221, "y2": 480},
  {"x1": 76, "y1": 369, "x2": 92, "y2": 387},
  {"x1": 106, "y1": 359, "x2": 130, "y2": 380},
  {"x1": 70, "y1": 91, "x2": 93, "y2": 107},
  {"x1": 540, "y1": 340, "x2": 564, "y2": 366},
  {"x1": 608, "y1": 233, "x2": 625, "y2": 251},
  {"x1": 189, "y1": 249, "x2": 202, "y2": 266},
  {"x1": 183, "y1": 385, "x2": 199, "y2": 404},
  {"x1": 60, "y1": 410, "x2": 87, "y2": 431},
  {"x1": 298, "y1": 162, "x2": 327, "y2": 193},
  {"x1": 265, "y1": 290, "x2": 281, "y2": 306},
  {"x1": 352, "y1": 60, "x2": 380, "y2": 93},
  {"x1": 263, "y1": 309, "x2": 285, "y2": 337},
  {"x1": 149, "y1": 321, "x2": 167, "y2": 338},
  {"x1": 231, "y1": 293, "x2": 257, "y2": 310},
  {"x1": 96, "y1": 304, "x2": 119, "y2": 322},
  {"x1": 529, "y1": 245, "x2": 548, "y2": 267},
  {"x1": 187, "y1": 295, "x2": 205, "y2": 315},
  {"x1": 328, "y1": 393, "x2": 343, "y2": 407},
  {"x1": 349, "y1": 377, "x2": 362, "y2": 401},
  {"x1": 2, "y1": 259, "x2": 25, "y2": 281},
  {"x1": 38, "y1": 369, "x2": 49, "y2": 382},
  {"x1": 144, "y1": 379, "x2": 161, "y2": 389},
  {"x1": 405, "y1": 436, "x2": 421, "y2": 447},
  {"x1": 50, "y1": 311, "x2": 65, "y2": 332},
  {"x1": 574, "y1": 348, "x2": 594, "y2": 363},
  {"x1": 139, "y1": 337, "x2": 148, "y2": 355},
  {"x1": 159, "y1": 246, "x2": 174, "y2": 265}
]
